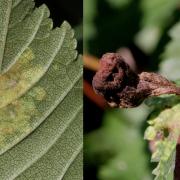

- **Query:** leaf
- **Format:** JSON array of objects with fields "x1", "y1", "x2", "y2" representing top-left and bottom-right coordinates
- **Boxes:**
[
  {"x1": 160, "y1": 22, "x2": 180, "y2": 81},
  {"x1": 152, "y1": 140, "x2": 176, "y2": 180},
  {"x1": 135, "y1": 0, "x2": 179, "y2": 53},
  {"x1": 145, "y1": 96, "x2": 180, "y2": 180},
  {"x1": 106, "y1": 0, "x2": 132, "y2": 8},
  {"x1": 145, "y1": 94, "x2": 180, "y2": 109},
  {"x1": 85, "y1": 108, "x2": 152, "y2": 180},
  {"x1": 84, "y1": 0, "x2": 97, "y2": 52},
  {"x1": 145, "y1": 20, "x2": 180, "y2": 180},
  {"x1": 141, "y1": 0, "x2": 179, "y2": 28},
  {"x1": 0, "y1": 0, "x2": 82, "y2": 179}
]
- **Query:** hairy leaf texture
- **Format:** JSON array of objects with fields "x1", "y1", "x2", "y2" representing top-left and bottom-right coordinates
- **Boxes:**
[{"x1": 0, "y1": 0, "x2": 82, "y2": 179}]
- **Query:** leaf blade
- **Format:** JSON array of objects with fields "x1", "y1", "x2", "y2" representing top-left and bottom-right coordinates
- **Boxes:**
[
  {"x1": 0, "y1": 1, "x2": 82, "y2": 179},
  {"x1": 0, "y1": 0, "x2": 12, "y2": 70}
]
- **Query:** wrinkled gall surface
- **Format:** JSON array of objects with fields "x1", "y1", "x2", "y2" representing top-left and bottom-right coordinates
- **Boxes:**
[{"x1": 93, "y1": 53, "x2": 180, "y2": 108}]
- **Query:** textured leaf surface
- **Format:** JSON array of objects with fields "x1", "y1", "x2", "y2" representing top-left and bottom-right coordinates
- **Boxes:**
[
  {"x1": 145, "y1": 95, "x2": 180, "y2": 180},
  {"x1": 0, "y1": 0, "x2": 82, "y2": 179}
]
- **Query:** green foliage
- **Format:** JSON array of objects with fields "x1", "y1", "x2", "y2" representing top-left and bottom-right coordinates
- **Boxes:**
[
  {"x1": 145, "y1": 95, "x2": 180, "y2": 180},
  {"x1": 84, "y1": 0, "x2": 97, "y2": 52},
  {"x1": 141, "y1": 0, "x2": 179, "y2": 28},
  {"x1": 84, "y1": 0, "x2": 179, "y2": 56},
  {"x1": 136, "y1": 0, "x2": 179, "y2": 53},
  {"x1": 160, "y1": 22, "x2": 180, "y2": 80},
  {"x1": 85, "y1": 0, "x2": 180, "y2": 179},
  {"x1": 144, "y1": 21, "x2": 180, "y2": 179},
  {"x1": 106, "y1": 0, "x2": 132, "y2": 8},
  {"x1": 85, "y1": 107, "x2": 152, "y2": 180},
  {"x1": 0, "y1": 0, "x2": 82, "y2": 179}
]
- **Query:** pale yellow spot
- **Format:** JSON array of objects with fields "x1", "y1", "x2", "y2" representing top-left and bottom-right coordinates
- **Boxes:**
[
  {"x1": 29, "y1": 86, "x2": 46, "y2": 101},
  {"x1": 0, "y1": 85, "x2": 47, "y2": 148},
  {"x1": 0, "y1": 48, "x2": 44, "y2": 108}
]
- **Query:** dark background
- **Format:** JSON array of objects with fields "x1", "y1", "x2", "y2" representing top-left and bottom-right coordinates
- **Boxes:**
[
  {"x1": 84, "y1": 0, "x2": 180, "y2": 180},
  {"x1": 36, "y1": 0, "x2": 82, "y2": 27},
  {"x1": 36, "y1": 0, "x2": 83, "y2": 52}
]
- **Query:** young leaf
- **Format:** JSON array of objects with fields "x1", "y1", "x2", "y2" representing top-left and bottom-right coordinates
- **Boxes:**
[
  {"x1": 0, "y1": 0, "x2": 82, "y2": 179},
  {"x1": 145, "y1": 95, "x2": 180, "y2": 179}
]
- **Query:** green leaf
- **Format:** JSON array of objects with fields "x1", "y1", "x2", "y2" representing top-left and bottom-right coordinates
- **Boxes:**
[
  {"x1": 145, "y1": 97, "x2": 180, "y2": 180},
  {"x1": 145, "y1": 94, "x2": 180, "y2": 109},
  {"x1": 145, "y1": 20, "x2": 180, "y2": 180},
  {"x1": 0, "y1": 0, "x2": 82, "y2": 179},
  {"x1": 135, "y1": 0, "x2": 179, "y2": 53},
  {"x1": 84, "y1": 0, "x2": 97, "y2": 52},
  {"x1": 152, "y1": 139, "x2": 176, "y2": 180},
  {"x1": 106, "y1": 0, "x2": 132, "y2": 8},
  {"x1": 85, "y1": 108, "x2": 152, "y2": 180},
  {"x1": 141, "y1": 0, "x2": 179, "y2": 28},
  {"x1": 160, "y1": 22, "x2": 180, "y2": 80}
]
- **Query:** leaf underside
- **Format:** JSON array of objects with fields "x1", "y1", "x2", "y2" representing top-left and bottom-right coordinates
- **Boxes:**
[{"x1": 0, "y1": 0, "x2": 82, "y2": 179}]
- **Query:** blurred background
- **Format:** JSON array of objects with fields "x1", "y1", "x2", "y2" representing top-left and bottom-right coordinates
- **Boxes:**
[
  {"x1": 36, "y1": 0, "x2": 83, "y2": 53},
  {"x1": 84, "y1": 0, "x2": 180, "y2": 179}
]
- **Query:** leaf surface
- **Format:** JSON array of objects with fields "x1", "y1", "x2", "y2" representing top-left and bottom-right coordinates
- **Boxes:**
[
  {"x1": 145, "y1": 95, "x2": 180, "y2": 179},
  {"x1": 0, "y1": 1, "x2": 82, "y2": 179}
]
